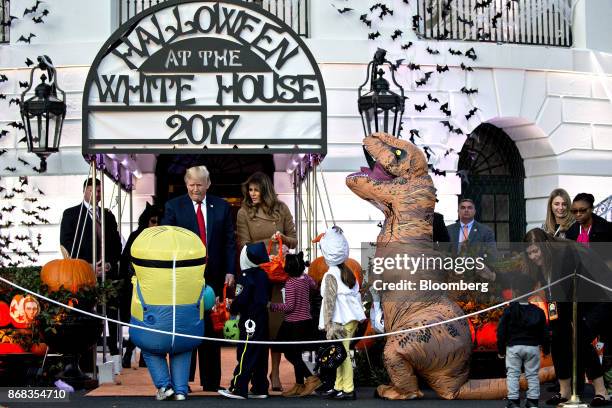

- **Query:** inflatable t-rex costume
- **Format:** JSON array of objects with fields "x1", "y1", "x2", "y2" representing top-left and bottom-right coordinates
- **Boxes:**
[{"x1": 346, "y1": 132, "x2": 551, "y2": 400}]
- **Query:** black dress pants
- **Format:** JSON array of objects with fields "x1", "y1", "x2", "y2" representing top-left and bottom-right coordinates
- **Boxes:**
[{"x1": 189, "y1": 310, "x2": 221, "y2": 390}]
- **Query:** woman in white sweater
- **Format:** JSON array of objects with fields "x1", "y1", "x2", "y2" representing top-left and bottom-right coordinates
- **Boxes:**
[{"x1": 317, "y1": 226, "x2": 366, "y2": 400}]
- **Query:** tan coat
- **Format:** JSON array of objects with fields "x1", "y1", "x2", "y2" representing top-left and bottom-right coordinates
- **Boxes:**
[{"x1": 236, "y1": 201, "x2": 297, "y2": 253}]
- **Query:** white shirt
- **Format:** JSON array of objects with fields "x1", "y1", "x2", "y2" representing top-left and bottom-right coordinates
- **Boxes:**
[
  {"x1": 191, "y1": 196, "x2": 208, "y2": 228},
  {"x1": 83, "y1": 201, "x2": 101, "y2": 221}
]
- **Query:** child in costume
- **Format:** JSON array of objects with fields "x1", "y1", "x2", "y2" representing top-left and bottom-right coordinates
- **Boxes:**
[
  {"x1": 269, "y1": 252, "x2": 320, "y2": 397},
  {"x1": 318, "y1": 226, "x2": 366, "y2": 400},
  {"x1": 219, "y1": 242, "x2": 270, "y2": 399}
]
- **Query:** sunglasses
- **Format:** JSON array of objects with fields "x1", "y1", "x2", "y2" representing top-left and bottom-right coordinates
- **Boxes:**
[{"x1": 570, "y1": 208, "x2": 591, "y2": 215}]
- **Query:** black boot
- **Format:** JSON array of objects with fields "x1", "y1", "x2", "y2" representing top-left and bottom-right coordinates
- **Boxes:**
[{"x1": 122, "y1": 340, "x2": 135, "y2": 368}]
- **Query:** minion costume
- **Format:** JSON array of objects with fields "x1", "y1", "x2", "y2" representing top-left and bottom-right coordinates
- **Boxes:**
[
  {"x1": 129, "y1": 226, "x2": 215, "y2": 400},
  {"x1": 219, "y1": 242, "x2": 270, "y2": 399}
]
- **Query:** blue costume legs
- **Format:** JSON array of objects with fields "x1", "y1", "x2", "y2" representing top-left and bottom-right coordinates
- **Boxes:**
[{"x1": 142, "y1": 350, "x2": 192, "y2": 396}]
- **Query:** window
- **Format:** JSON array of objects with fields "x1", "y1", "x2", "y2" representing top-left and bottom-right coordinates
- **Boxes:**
[{"x1": 1, "y1": 0, "x2": 10, "y2": 44}]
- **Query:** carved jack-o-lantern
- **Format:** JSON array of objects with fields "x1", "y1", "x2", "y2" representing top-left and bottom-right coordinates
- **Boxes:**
[{"x1": 9, "y1": 295, "x2": 28, "y2": 328}]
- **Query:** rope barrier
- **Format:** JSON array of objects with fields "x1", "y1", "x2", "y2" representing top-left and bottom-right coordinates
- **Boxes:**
[{"x1": 0, "y1": 273, "x2": 582, "y2": 346}]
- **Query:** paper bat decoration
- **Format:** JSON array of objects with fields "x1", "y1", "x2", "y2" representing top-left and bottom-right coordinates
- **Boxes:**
[
  {"x1": 0, "y1": 149, "x2": 6, "y2": 156},
  {"x1": 8, "y1": 122, "x2": 24, "y2": 130},
  {"x1": 460, "y1": 62, "x2": 474, "y2": 71},
  {"x1": 465, "y1": 107, "x2": 479, "y2": 120},
  {"x1": 336, "y1": 7, "x2": 353, "y2": 14},
  {"x1": 422, "y1": 146, "x2": 432, "y2": 161},
  {"x1": 18, "y1": 136, "x2": 27, "y2": 144},
  {"x1": 0, "y1": 130, "x2": 9, "y2": 138},
  {"x1": 24, "y1": 197, "x2": 38, "y2": 202},
  {"x1": 42, "y1": 9, "x2": 50, "y2": 16},
  {"x1": 32, "y1": 166, "x2": 45, "y2": 173},
  {"x1": 441, "y1": 120, "x2": 454, "y2": 131},
  {"x1": 461, "y1": 86, "x2": 478, "y2": 95},
  {"x1": 18, "y1": 158, "x2": 30, "y2": 167},
  {"x1": 18, "y1": 81, "x2": 29, "y2": 88},
  {"x1": 391, "y1": 59, "x2": 404, "y2": 71},
  {"x1": 23, "y1": 0, "x2": 42, "y2": 16},
  {"x1": 37, "y1": 233, "x2": 42, "y2": 246},
  {"x1": 0, "y1": 15, "x2": 18, "y2": 27},
  {"x1": 19, "y1": 177, "x2": 28, "y2": 187},
  {"x1": 436, "y1": 28, "x2": 451, "y2": 40},
  {"x1": 24, "y1": 58, "x2": 35, "y2": 67},
  {"x1": 22, "y1": 221, "x2": 35, "y2": 226},
  {"x1": 506, "y1": 0, "x2": 519, "y2": 10},
  {"x1": 444, "y1": 148, "x2": 455, "y2": 157},
  {"x1": 370, "y1": 3, "x2": 393, "y2": 19},
  {"x1": 415, "y1": 71, "x2": 433, "y2": 87},
  {"x1": 9, "y1": 98, "x2": 20, "y2": 106},
  {"x1": 401, "y1": 42, "x2": 413, "y2": 50},
  {"x1": 34, "y1": 187, "x2": 45, "y2": 195},
  {"x1": 414, "y1": 103, "x2": 427, "y2": 112},
  {"x1": 426, "y1": 47, "x2": 440, "y2": 55},
  {"x1": 0, "y1": 74, "x2": 7, "y2": 82},
  {"x1": 37, "y1": 205, "x2": 50, "y2": 211},
  {"x1": 35, "y1": 215, "x2": 50, "y2": 224},
  {"x1": 492, "y1": 12, "x2": 503, "y2": 28},
  {"x1": 32, "y1": 16, "x2": 45, "y2": 23},
  {"x1": 440, "y1": 103, "x2": 451, "y2": 116},
  {"x1": 12, "y1": 187, "x2": 26, "y2": 193},
  {"x1": 391, "y1": 29, "x2": 403, "y2": 40},
  {"x1": 368, "y1": 31, "x2": 381, "y2": 40},
  {"x1": 3, "y1": 193, "x2": 15, "y2": 199},
  {"x1": 22, "y1": 209, "x2": 37, "y2": 216},
  {"x1": 409, "y1": 129, "x2": 420, "y2": 139},
  {"x1": 429, "y1": 164, "x2": 447, "y2": 177},
  {"x1": 474, "y1": 0, "x2": 493, "y2": 10},
  {"x1": 17, "y1": 33, "x2": 36, "y2": 43},
  {"x1": 408, "y1": 62, "x2": 421, "y2": 71},
  {"x1": 476, "y1": 28, "x2": 491, "y2": 40},
  {"x1": 436, "y1": 64, "x2": 449, "y2": 73},
  {"x1": 359, "y1": 14, "x2": 372, "y2": 27},
  {"x1": 457, "y1": 16, "x2": 475, "y2": 27},
  {"x1": 4, "y1": 167, "x2": 16, "y2": 172},
  {"x1": 427, "y1": 94, "x2": 439, "y2": 103},
  {"x1": 14, "y1": 235, "x2": 29, "y2": 241},
  {"x1": 1, "y1": 206, "x2": 16, "y2": 212},
  {"x1": 449, "y1": 48, "x2": 463, "y2": 56},
  {"x1": 465, "y1": 48, "x2": 477, "y2": 60}
]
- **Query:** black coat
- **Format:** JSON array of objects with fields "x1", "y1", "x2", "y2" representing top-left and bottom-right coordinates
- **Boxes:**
[
  {"x1": 230, "y1": 266, "x2": 270, "y2": 339},
  {"x1": 60, "y1": 203, "x2": 122, "y2": 279},
  {"x1": 565, "y1": 214, "x2": 612, "y2": 243}
]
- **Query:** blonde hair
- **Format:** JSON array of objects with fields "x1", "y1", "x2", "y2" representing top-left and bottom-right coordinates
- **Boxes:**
[
  {"x1": 184, "y1": 166, "x2": 211, "y2": 186},
  {"x1": 544, "y1": 188, "x2": 574, "y2": 235}
]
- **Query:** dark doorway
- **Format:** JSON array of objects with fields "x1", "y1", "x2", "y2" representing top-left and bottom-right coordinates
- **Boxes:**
[
  {"x1": 458, "y1": 123, "x2": 525, "y2": 247},
  {"x1": 155, "y1": 154, "x2": 275, "y2": 209}
]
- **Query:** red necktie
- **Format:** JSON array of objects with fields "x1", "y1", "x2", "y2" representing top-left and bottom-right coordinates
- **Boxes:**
[{"x1": 196, "y1": 202, "x2": 207, "y2": 247}]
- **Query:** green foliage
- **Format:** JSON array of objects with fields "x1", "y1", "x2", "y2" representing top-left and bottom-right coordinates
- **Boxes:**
[
  {"x1": 0, "y1": 266, "x2": 122, "y2": 347},
  {"x1": 353, "y1": 340, "x2": 390, "y2": 386}
]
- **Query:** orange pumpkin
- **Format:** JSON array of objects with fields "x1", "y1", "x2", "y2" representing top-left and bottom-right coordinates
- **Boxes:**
[
  {"x1": 355, "y1": 320, "x2": 377, "y2": 350},
  {"x1": 308, "y1": 257, "x2": 363, "y2": 286},
  {"x1": 41, "y1": 259, "x2": 96, "y2": 293},
  {"x1": 9, "y1": 295, "x2": 28, "y2": 328},
  {"x1": 0, "y1": 302, "x2": 10, "y2": 327},
  {"x1": 475, "y1": 321, "x2": 498, "y2": 351},
  {"x1": 30, "y1": 343, "x2": 48, "y2": 356},
  {"x1": 0, "y1": 343, "x2": 24, "y2": 354}
]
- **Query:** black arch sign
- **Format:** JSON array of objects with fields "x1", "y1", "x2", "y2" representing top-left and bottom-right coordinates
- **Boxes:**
[{"x1": 82, "y1": 0, "x2": 326, "y2": 154}]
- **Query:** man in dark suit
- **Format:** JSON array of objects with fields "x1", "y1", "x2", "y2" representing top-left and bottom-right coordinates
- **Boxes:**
[
  {"x1": 162, "y1": 165, "x2": 237, "y2": 392},
  {"x1": 446, "y1": 198, "x2": 498, "y2": 261},
  {"x1": 60, "y1": 178, "x2": 122, "y2": 358}
]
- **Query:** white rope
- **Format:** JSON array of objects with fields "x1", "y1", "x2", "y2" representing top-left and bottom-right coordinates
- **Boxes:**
[
  {"x1": 576, "y1": 273, "x2": 612, "y2": 294},
  {"x1": 0, "y1": 273, "x2": 575, "y2": 346}
]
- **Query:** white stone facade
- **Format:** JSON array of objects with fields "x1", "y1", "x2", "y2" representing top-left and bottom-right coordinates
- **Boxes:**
[{"x1": 1, "y1": 0, "x2": 611, "y2": 263}]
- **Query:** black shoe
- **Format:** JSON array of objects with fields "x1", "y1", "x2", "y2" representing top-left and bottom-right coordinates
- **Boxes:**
[
  {"x1": 139, "y1": 354, "x2": 146, "y2": 367},
  {"x1": 122, "y1": 352, "x2": 132, "y2": 369},
  {"x1": 319, "y1": 389, "x2": 339, "y2": 398},
  {"x1": 546, "y1": 382, "x2": 560, "y2": 392},
  {"x1": 591, "y1": 395, "x2": 610, "y2": 407},
  {"x1": 334, "y1": 390, "x2": 356, "y2": 400},
  {"x1": 545, "y1": 393, "x2": 568, "y2": 406},
  {"x1": 526, "y1": 398, "x2": 539, "y2": 408}
]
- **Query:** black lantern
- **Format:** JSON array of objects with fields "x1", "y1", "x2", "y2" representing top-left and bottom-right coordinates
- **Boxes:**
[
  {"x1": 20, "y1": 55, "x2": 66, "y2": 172},
  {"x1": 357, "y1": 48, "x2": 406, "y2": 137}
]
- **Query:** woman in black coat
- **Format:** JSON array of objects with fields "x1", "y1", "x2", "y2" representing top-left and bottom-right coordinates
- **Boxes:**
[{"x1": 523, "y1": 228, "x2": 609, "y2": 406}]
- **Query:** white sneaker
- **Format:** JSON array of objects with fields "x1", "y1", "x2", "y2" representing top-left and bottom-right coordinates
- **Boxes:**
[
  {"x1": 174, "y1": 394, "x2": 186, "y2": 401},
  {"x1": 155, "y1": 386, "x2": 175, "y2": 401},
  {"x1": 248, "y1": 393, "x2": 268, "y2": 399},
  {"x1": 218, "y1": 389, "x2": 246, "y2": 399}
]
